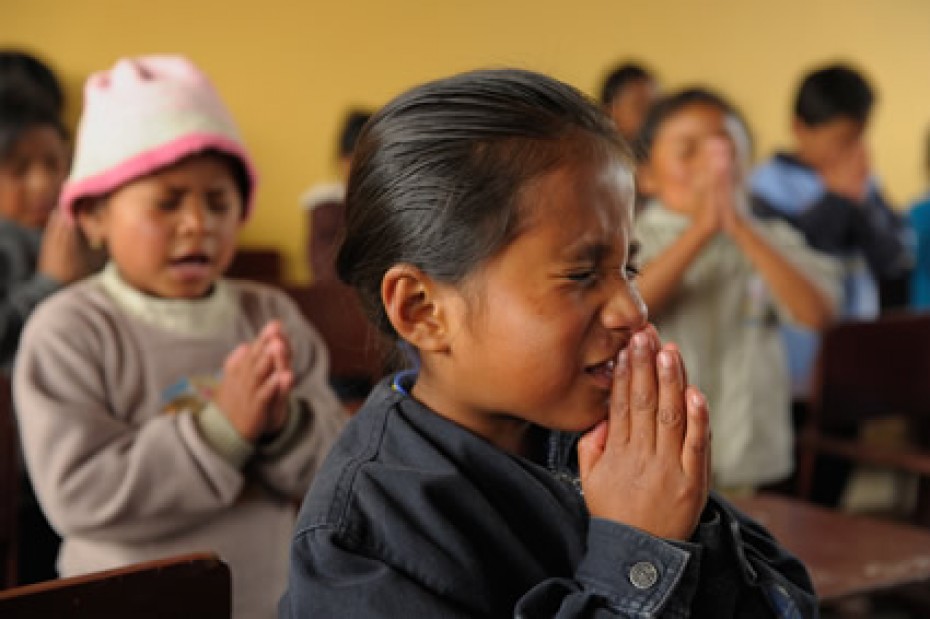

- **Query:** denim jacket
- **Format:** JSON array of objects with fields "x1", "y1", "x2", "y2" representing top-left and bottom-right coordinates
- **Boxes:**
[{"x1": 280, "y1": 377, "x2": 817, "y2": 618}]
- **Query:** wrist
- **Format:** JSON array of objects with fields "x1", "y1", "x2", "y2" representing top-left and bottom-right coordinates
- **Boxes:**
[{"x1": 689, "y1": 217, "x2": 718, "y2": 243}]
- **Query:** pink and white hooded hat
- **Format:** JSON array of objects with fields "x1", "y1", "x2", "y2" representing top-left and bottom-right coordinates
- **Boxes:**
[{"x1": 59, "y1": 55, "x2": 257, "y2": 220}]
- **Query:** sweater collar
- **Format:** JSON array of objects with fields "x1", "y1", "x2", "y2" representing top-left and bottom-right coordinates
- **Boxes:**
[{"x1": 98, "y1": 262, "x2": 236, "y2": 336}]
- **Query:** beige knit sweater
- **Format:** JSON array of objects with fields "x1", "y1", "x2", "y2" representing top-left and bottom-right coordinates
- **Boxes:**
[{"x1": 14, "y1": 264, "x2": 347, "y2": 618}]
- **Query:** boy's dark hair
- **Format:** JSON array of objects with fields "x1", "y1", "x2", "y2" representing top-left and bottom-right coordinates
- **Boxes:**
[
  {"x1": 0, "y1": 50, "x2": 65, "y2": 116},
  {"x1": 337, "y1": 68, "x2": 630, "y2": 338},
  {"x1": 338, "y1": 110, "x2": 372, "y2": 159},
  {"x1": 794, "y1": 64, "x2": 874, "y2": 127},
  {"x1": 600, "y1": 62, "x2": 654, "y2": 106},
  {"x1": 636, "y1": 87, "x2": 751, "y2": 162},
  {"x1": 0, "y1": 93, "x2": 67, "y2": 161}
]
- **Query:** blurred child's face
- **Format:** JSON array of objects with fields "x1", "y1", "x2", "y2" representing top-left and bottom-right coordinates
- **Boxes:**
[
  {"x1": 80, "y1": 153, "x2": 243, "y2": 299},
  {"x1": 793, "y1": 116, "x2": 865, "y2": 171},
  {"x1": 638, "y1": 102, "x2": 737, "y2": 214},
  {"x1": 608, "y1": 79, "x2": 659, "y2": 142},
  {"x1": 0, "y1": 125, "x2": 68, "y2": 229},
  {"x1": 414, "y1": 155, "x2": 648, "y2": 445}
]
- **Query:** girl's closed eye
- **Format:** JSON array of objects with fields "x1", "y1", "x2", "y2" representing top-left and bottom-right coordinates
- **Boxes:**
[
  {"x1": 565, "y1": 266, "x2": 599, "y2": 287},
  {"x1": 155, "y1": 190, "x2": 184, "y2": 212},
  {"x1": 624, "y1": 262, "x2": 640, "y2": 279},
  {"x1": 206, "y1": 191, "x2": 234, "y2": 215},
  {"x1": 625, "y1": 242, "x2": 641, "y2": 279}
]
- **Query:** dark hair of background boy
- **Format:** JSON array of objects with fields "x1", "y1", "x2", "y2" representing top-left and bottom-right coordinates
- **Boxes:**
[
  {"x1": 338, "y1": 110, "x2": 372, "y2": 160},
  {"x1": 599, "y1": 62, "x2": 653, "y2": 107},
  {"x1": 0, "y1": 50, "x2": 65, "y2": 117},
  {"x1": 794, "y1": 64, "x2": 874, "y2": 126}
]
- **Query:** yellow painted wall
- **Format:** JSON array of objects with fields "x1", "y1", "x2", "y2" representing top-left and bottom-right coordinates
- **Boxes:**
[{"x1": 4, "y1": 0, "x2": 929, "y2": 283}]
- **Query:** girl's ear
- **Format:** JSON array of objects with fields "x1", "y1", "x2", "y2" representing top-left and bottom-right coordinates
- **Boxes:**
[{"x1": 382, "y1": 264, "x2": 456, "y2": 353}]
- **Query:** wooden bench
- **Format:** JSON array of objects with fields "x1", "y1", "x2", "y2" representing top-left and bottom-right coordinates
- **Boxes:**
[
  {"x1": 0, "y1": 551, "x2": 231, "y2": 618},
  {"x1": 284, "y1": 282, "x2": 386, "y2": 411}
]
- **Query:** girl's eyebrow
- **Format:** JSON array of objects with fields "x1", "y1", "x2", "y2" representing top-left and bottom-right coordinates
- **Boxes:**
[
  {"x1": 562, "y1": 240, "x2": 609, "y2": 263},
  {"x1": 562, "y1": 239, "x2": 639, "y2": 263}
]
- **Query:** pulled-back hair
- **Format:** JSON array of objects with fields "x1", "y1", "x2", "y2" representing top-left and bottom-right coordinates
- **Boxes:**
[{"x1": 337, "y1": 68, "x2": 630, "y2": 338}]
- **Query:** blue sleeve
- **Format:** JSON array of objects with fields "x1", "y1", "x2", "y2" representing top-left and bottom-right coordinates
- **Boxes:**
[
  {"x1": 796, "y1": 189, "x2": 910, "y2": 278},
  {"x1": 281, "y1": 520, "x2": 700, "y2": 618},
  {"x1": 517, "y1": 518, "x2": 699, "y2": 617}
]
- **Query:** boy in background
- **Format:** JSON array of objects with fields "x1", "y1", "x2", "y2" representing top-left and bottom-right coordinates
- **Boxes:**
[
  {"x1": 300, "y1": 109, "x2": 371, "y2": 283},
  {"x1": 751, "y1": 63, "x2": 911, "y2": 507}
]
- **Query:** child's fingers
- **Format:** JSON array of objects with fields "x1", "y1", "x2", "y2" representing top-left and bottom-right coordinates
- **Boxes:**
[
  {"x1": 664, "y1": 341, "x2": 688, "y2": 386},
  {"x1": 223, "y1": 343, "x2": 250, "y2": 373},
  {"x1": 258, "y1": 320, "x2": 285, "y2": 344},
  {"x1": 629, "y1": 330, "x2": 658, "y2": 453},
  {"x1": 577, "y1": 419, "x2": 609, "y2": 478},
  {"x1": 255, "y1": 368, "x2": 283, "y2": 408},
  {"x1": 253, "y1": 344, "x2": 278, "y2": 379},
  {"x1": 655, "y1": 346, "x2": 687, "y2": 460},
  {"x1": 606, "y1": 348, "x2": 631, "y2": 446},
  {"x1": 681, "y1": 386, "x2": 711, "y2": 483},
  {"x1": 270, "y1": 333, "x2": 292, "y2": 370},
  {"x1": 276, "y1": 368, "x2": 294, "y2": 393},
  {"x1": 257, "y1": 322, "x2": 292, "y2": 369}
]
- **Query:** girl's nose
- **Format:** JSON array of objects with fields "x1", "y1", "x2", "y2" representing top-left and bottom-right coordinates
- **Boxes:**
[
  {"x1": 178, "y1": 202, "x2": 211, "y2": 234},
  {"x1": 601, "y1": 278, "x2": 648, "y2": 332}
]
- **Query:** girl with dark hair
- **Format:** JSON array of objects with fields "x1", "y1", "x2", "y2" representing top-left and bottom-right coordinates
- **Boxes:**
[
  {"x1": 634, "y1": 88, "x2": 840, "y2": 495},
  {"x1": 281, "y1": 70, "x2": 818, "y2": 618}
]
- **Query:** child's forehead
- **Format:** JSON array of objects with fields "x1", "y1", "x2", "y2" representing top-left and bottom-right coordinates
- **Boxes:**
[
  {"x1": 516, "y1": 157, "x2": 633, "y2": 233},
  {"x1": 662, "y1": 102, "x2": 729, "y2": 130},
  {"x1": 2, "y1": 124, "x2": 66, "y2": 160}
]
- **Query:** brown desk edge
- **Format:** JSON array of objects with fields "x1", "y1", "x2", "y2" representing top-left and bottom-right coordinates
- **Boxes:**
[{"x1": 732, "y1": 493, "x2": 930, "y2": 602}]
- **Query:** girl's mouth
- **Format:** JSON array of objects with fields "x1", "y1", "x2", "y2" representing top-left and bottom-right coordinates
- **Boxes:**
[
  {"x1": 171, "y1": 253, "x2": 210, "y2": 266},
  {"x1": 169, "y1": 253, "x2": 212, "y2": 280}
]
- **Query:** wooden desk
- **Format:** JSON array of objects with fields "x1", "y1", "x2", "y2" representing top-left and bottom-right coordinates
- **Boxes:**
[
  {"x1": 732, "y1": 493, "x2": 930, "y2": 602},
  {"x1": 0, "y1": 551, "x2": 230, "y2": 618}
]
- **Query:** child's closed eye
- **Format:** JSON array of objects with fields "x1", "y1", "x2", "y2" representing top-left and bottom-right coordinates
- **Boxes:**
[
  {"x1": 157, "y1": 197, "x2": 182, "y2": 212},
  {"x1": 207, "y1": 199, "x2": 233, "y2": 215},
  {"x1": 566, "y1": 269, "x2": 598, "y2": 287},
  {"x1": 624, "y1": 263, "x2": 640, "y2": 279}
]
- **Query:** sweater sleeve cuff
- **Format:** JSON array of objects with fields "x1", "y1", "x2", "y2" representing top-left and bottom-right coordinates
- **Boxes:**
[
  {"x1": 257, "y1": 396, "x2": 305, "y2": 459},
  {"x1": 195, "y1": 402, "x2": 255, "y2": 468},
  {"x1": 575, "y1": 518, "x2": 699, "y2": 616}
]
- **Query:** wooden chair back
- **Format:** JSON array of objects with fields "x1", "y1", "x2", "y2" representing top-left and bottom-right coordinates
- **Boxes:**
[
  {"x1": 796, "y1": 312, "x2": 930, "y2": 521},
  {"x1": 0, "y1": 552, "x2": 231, "y2": 618},
  {"x1": 0, "y1": 373, "x2": 18, "y2": 589},
  {"x1": 226, "y1": 247, "x2": 284, "y2": 284},
  {"x1": 284, "y1": 282, "x2": 386, "y2": 408}
]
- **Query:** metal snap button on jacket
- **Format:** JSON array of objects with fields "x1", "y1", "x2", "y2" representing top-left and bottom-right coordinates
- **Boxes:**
[{"x1": 629, "y1": 561, "x2": 659, "y2": 589}]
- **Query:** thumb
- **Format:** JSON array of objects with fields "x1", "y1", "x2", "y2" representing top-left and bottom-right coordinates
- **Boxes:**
[{"x1": 577, "y1": 419, "x2": 609, "y2": 477}]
